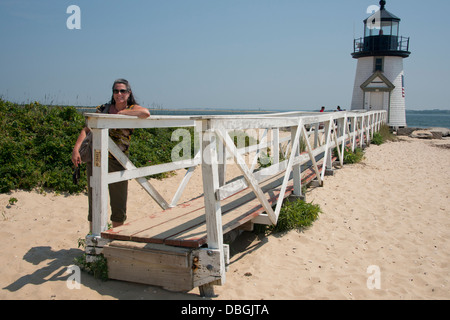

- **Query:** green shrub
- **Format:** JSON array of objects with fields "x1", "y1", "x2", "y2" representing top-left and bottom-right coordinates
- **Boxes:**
[
  {"x1": 255, "y1": 199, "x2": 322, "y2": 234},
  {"x1": 334, "y1": 146, "x2": 364, "y2": 164},
  {"x1": 74, "y1": 238, "x2": 108, "y2": 281},
  {"x1": 371, "y1": 132, "x2": 384, "y2": 145},
  {"x1": 378, "y1": 124, "x2": 397, "y2": 142},
  {"x1": 0, "y1": 99, "x2": 195, "y2": 194},
  {"x1": 0, "y1": 100, "x2": 87, "y2": 193},
  {"x1": 271, "y1": 199, "x2": 321, "y2": 233},
  {"x1": 344, "y1": 147, "x2": 364, "y2": 164},
  {"x1": 371, "y1": 124, "x2": 397, "y2": 145}
]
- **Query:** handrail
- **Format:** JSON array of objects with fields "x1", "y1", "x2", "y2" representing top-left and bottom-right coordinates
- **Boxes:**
[{"x1": 86, "y1": 109, "x2": 387, "y2": 236}]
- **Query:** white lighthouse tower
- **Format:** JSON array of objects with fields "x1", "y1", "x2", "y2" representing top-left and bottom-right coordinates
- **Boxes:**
[{"x1": 351, "y1": 0, "x2": 411, "y2": 128}]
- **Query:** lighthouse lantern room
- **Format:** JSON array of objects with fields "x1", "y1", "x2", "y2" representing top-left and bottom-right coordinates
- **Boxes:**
[{"x1": 350, "y1": 0, "x2": 411, "y2": 128}]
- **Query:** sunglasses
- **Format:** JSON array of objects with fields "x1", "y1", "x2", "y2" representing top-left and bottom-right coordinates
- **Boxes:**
[{"x1": 113, "y1": 89, "x2": 129, "y2": 94}]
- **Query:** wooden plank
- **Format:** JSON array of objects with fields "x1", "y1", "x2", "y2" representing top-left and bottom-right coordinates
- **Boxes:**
[
  {"x1": 101, "y1": 154, "x2": 331, "y2": 248},
  {"x1": 105, "y1": 241, "x2": 191, "y2": 268},
  {"x1": 103, "y1": 244, "x2": 194, "y2": 292},
  {"x1": 164, "y1": 184, "x2": 295, "y2": 247},
  {"x1": 165, "y1": 172, "x2": 289, "y2": 246},
  {"x1": 166, "y1": 161, "x2": 328, "y2": 244},
  {"x1": 101, "y1": 195, "x2": 207, "y2": 241},
  {"x1": 123, "y1": 171, "x2": 286, "y2": 247},
  {"x1": 102, "y1": 169, "x2": 282, "y2": 246}
]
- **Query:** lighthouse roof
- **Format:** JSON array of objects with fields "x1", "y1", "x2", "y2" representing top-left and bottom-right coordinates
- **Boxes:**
[{"x1": 364, "y1": 1, "x2": 401, "y2": 23}]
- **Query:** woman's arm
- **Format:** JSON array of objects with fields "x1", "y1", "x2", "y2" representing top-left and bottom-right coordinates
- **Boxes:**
[
  {"x1": 118, "y1": 105, "x2": 150, "y2": 119},
  {"x1": 71, "y1": 127, "x2": 91, "y2": 167}
]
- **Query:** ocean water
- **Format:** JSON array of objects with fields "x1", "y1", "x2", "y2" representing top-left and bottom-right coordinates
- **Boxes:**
[{"x1": 405, "y1": 111, "x2": 450, "y2": 129}]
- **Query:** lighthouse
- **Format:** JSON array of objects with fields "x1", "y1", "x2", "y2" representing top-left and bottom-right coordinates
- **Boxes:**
[{"x1": 350, "y1": 0, "x2": 411, "y2": 128}]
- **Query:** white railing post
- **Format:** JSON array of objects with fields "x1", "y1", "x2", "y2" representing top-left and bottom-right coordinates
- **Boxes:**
[
  {"x1": 198, "y1": 120, "x2": 226, "y2": 296},
  {"x1": 290, "y1": 124, "x2": 301, "y2": 197},
  {"x1": 351, "y1": 116, "x2": 357, "y2": 152},
  {"x1": 91, "y1": 128, "x2": 109, "y2": 236},
  {"x1": 273, "y1": 128, "x2": 280, "y2": 165},
  {"x1": 321, "y1": 117, "x2": 333, "y2": 181}
]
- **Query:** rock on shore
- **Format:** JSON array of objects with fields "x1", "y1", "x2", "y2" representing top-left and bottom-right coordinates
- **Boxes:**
[{"x1": 397, "y1": 127, "x2": 450, "y2": 139}]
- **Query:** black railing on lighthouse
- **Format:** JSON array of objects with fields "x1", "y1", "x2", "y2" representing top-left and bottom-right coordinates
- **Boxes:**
[{"x1": 353, "y1": 35, "x2": 410, "y2": 55}]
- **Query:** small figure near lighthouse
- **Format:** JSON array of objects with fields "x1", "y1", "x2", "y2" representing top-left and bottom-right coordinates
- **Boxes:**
[{"x1": 350, "y1": 0, "x2": 411, "y2": 128}]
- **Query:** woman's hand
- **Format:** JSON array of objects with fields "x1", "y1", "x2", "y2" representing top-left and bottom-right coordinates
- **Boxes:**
[
  {"x1": 72, "y1": 127, "x2": 90, "y2": 167},
  {"x1": 72, "y1": 149, "x2": 81, "y2": 167}
]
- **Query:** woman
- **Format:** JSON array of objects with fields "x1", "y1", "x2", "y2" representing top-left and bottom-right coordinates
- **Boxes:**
[{"x1": 72, "y1": 79, "x2": 150, "y2": 231}]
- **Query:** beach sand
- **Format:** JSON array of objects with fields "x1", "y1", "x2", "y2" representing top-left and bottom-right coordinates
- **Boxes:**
[{"x1": 1, "y1": 136, "x2": 449, "y2": 300}]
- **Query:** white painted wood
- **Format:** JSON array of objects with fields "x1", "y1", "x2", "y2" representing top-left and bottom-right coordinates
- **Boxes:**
[
  {"x1": 86, "y1": 114, "x2": 195, "y2": 129},
  {"x1": 352, "y1": 116, "x2": 358, "y2": 152},
  {"x1": 106, "y1": 157, "x2": 200, "y2": 184},
  {"x1": 340, "y1": 116, "x2": 348, "y2": 166},
  {"x1": 91, "y1": 128, "x2": 109, "y2": 236},
  {"x1": 170, "y1": 165, "x2": 196, "y2": 207},
  {"x1": 332, "y1": 121, "x2": 343, "y2": 166},
  {"x1": 200, "y1": 126, "x2": 226, "y2": 288},
  {"x1": 251, "y1": 213, "x2": 271, "y2": 225},
  {"x1": 273, "y1": 128, "x2": 280, "y2": 165},
  {"x1": 320, "y1": 118, "x2": 333, "y2": 181},
  {"x1": 290, "y1": 125, "x2": 302, "y2": 197}
]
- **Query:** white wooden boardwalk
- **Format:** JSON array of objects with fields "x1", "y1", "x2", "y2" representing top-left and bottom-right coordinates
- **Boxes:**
[{"x1": 84, "y1": 109, "x2": 387, "y2": 295}]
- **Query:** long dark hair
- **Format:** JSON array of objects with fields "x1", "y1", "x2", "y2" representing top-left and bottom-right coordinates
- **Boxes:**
[{"x1": 110, "y1": 78, "x2": 138, "y2": 106}]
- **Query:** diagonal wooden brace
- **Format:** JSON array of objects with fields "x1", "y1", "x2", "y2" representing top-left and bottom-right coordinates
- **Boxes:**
[
  {"x1": 215, "y1": 129, "x2": 278, "y2": 225},
  {"x1": 108, "y1": 137, "x2": 169, "y2": 210}
]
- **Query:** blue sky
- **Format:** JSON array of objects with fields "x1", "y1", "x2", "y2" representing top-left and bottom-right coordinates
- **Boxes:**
[{"x1": 0, "y1": 0, "x2": 449, "y2": 111}]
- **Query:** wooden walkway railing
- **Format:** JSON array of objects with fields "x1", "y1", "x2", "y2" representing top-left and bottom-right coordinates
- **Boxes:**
[{"x1": 84, "y1": 109, "x2": 387, "y2": 295}]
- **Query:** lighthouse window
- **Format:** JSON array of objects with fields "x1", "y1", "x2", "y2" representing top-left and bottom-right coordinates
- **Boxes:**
[
  {"x1": 381, "y1": 21, "x2": 392, "y2": 36},
  {"x1": 375, "y1": 58, "x2": 384, "y2": 72},
  {"x1": 392, "y1": 22, "x2": 399, "y2": 37}
]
